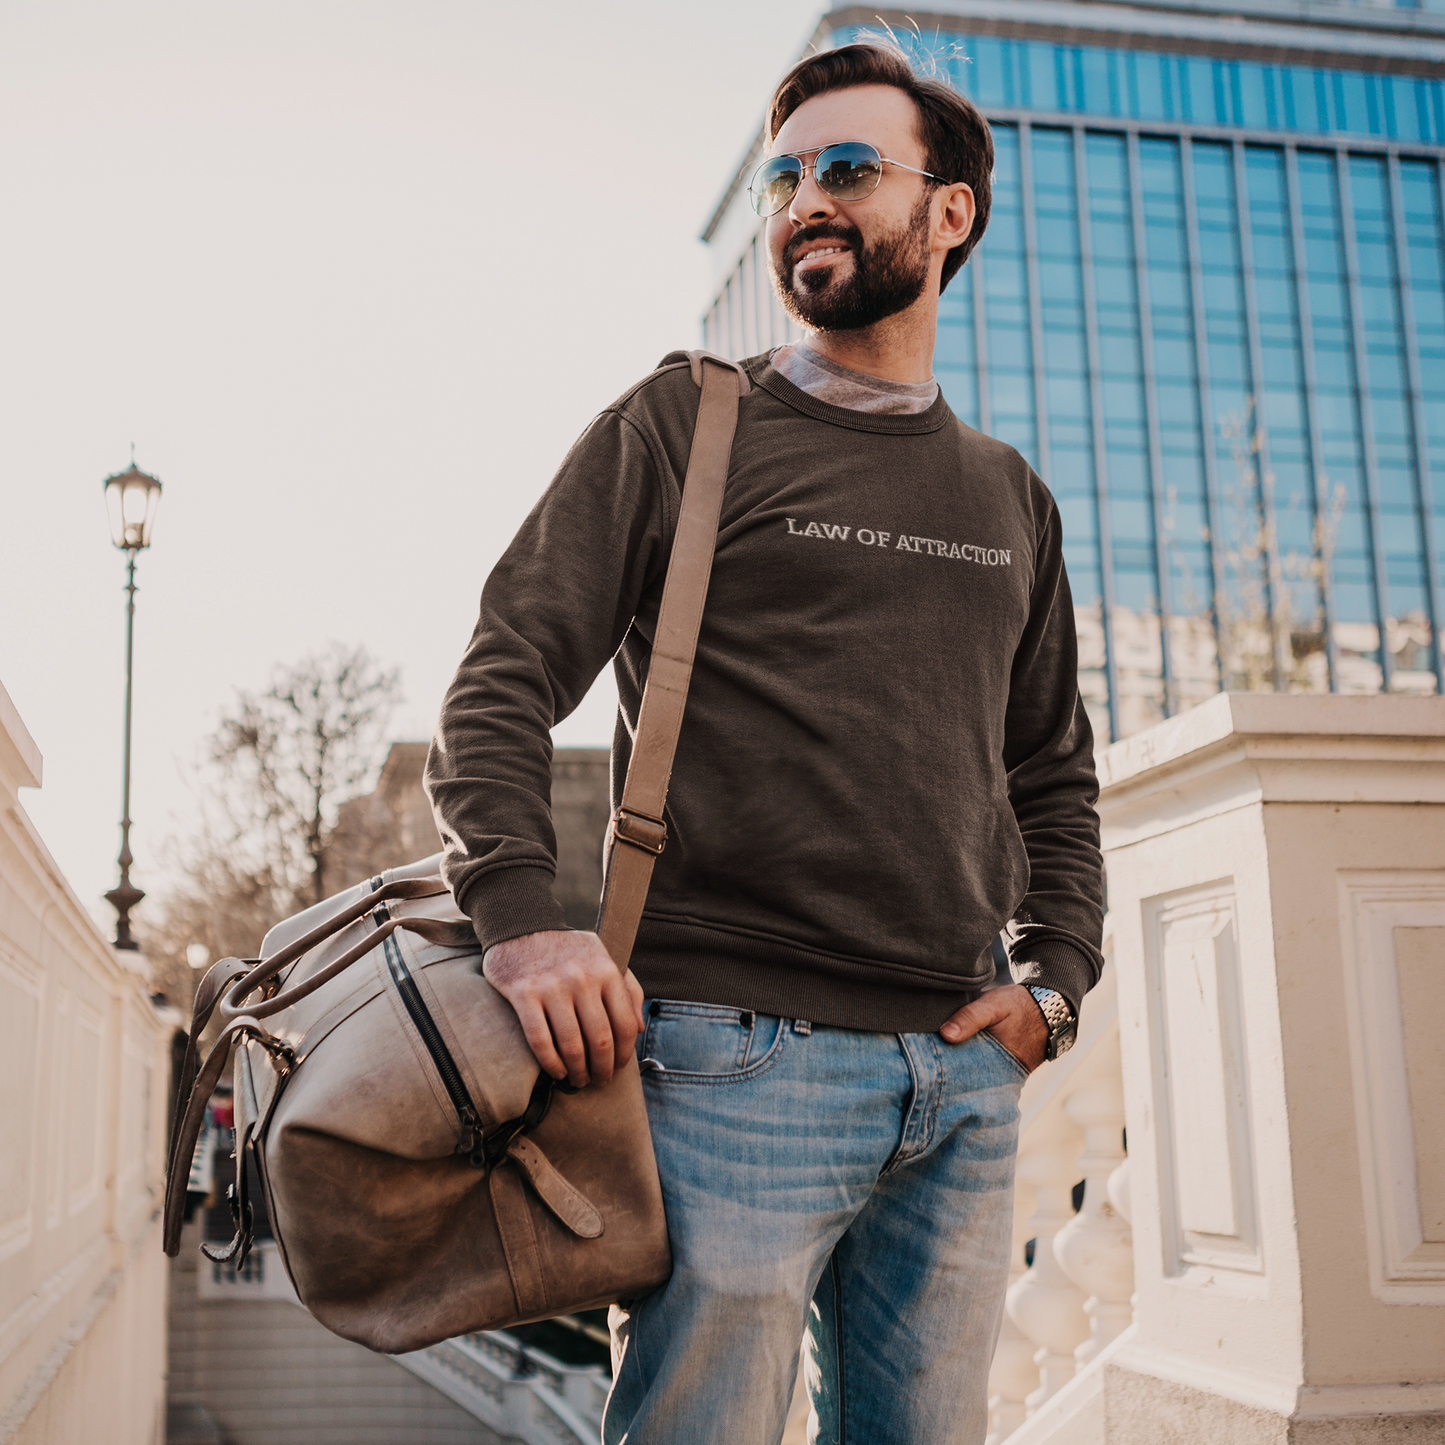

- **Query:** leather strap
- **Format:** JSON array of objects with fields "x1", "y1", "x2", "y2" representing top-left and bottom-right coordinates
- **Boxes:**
[
  {"x1": 490, "y1": 1164, "x2": 549, "y2": 1316},
  {"x1": 505, "y1": 1136, "x2": 603, "y2": 1239},
  {"x1": 165, "y1": 955, "x2": 252, "y2": 1192},
  {"x1": 596, "y1": 352, "x2": 747, "y2": 968},
  {"x1": 163, "y1": 1011, "x2": 296, "y2": 1256},
  {"x1": 218, "y1": 876, "x2": 459, "y2": 1021}
]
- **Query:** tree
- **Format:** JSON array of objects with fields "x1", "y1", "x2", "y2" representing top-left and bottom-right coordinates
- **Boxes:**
[
  {"x1": 139, "y1": 644, "x2": 400, "y2": 1019},
  {"x1": 211, "y1": 643, "x2": 400, "y2": 907}
]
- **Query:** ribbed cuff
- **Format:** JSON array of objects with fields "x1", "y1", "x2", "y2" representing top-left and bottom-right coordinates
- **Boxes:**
[
  {"x1": 459, "y1": 865, "x2": 568, "y2": 953},
  {"x1": 1009, "y1": 940, "x2": 1095, "y2": 1022}
]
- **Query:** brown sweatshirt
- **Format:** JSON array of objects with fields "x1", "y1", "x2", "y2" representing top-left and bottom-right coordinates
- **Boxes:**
[{"x1": 425, "y1": 351, "x2": 1105, "y2": 1031}]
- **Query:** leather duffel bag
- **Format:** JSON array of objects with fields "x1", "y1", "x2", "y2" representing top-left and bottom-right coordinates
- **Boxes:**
[{"x1": 162, "y1": 351, "x2": 749, "y2": 1354}]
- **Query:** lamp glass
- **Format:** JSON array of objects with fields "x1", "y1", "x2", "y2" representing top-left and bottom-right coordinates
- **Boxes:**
[{"x1": 103, "y1": 467, "x2": 162, "y2": 550}]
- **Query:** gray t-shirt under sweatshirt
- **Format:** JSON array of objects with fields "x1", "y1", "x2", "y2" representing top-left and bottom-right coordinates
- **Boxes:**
[{"x1": 770, "y1": 341, "x2": 938, "y2": 414}]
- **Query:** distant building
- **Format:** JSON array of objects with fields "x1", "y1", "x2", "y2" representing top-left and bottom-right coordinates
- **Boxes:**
[
  {"x1": 327, "y1": 743, "x2": 611, "y2": 928},
  {"x1": 703, "y1": 0, "x2": 1445, "y2": 741}
]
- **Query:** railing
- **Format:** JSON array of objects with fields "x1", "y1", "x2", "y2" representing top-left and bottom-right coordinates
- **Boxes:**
[
  {"x1": 987, "y1": 922, "x2": 1135, "y2": 1443},
  {"x1": 396, "y1": 1329, "x2": 609, "y2": 1445}
]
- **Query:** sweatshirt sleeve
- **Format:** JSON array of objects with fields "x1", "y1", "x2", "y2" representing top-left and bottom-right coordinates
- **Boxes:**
[
  {"x1": 424, "y1": 407, "x2": 670, "y2": 950},
  {"x1": 1001, "y1": 495, "x2": 1106, "y2": 1020}
]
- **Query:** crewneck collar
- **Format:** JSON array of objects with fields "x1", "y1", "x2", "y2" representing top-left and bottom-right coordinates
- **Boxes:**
[{"x1": 746, "y1": 353, "x2": 955, "y2": 436}]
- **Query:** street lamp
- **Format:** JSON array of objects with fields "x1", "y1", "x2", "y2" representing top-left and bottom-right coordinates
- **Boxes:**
[{"x1": 102, "y1": 462, "x2": 162, "y2": 950}]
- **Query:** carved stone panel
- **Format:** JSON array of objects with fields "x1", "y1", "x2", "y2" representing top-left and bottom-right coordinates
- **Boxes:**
[
  {"x1": 1144, "y1": 882, "x2": 1263, "y2": 1276},
  {"x1": 1338, "y1": 872, "x2": 1445, "y2": 1302},
  {"x1": 0, "y1": 950, "x2": 40, "y2": 1260}
]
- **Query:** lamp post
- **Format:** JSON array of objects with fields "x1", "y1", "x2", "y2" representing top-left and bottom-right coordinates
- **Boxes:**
[{"x1": 102, "y1": 463, "x2": 162, "y2": 950}]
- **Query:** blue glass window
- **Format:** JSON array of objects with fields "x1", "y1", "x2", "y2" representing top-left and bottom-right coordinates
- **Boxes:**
[
  {"x1": 1138, "y1": 136, "x2": 1220, "y2": 703},
  {"x1": 1029, "y1": 127, "x2": 1112, "y2": 737},
  {"x1": 1192, "y1": 141, "x2": 1276, "y2": 689},
  {"x1": 831, "y1": 25, "x2": 1445, "y2": 142},
  {"x1": 937, "y1": 256, "x2": 979, "y2": 428},
  {"x1": 1399, "y1": 159, "x2": 1445, "y2": 682},
  {"x1": 1243, "y1": 146, "x2": 1328, "y2": 679},
  {"x1": 1349, "y1": 154, "x2": 1433, "y2": 683},
  {"x1": 1086, "y1": 132, "x2": 1168, "y2": 730},
  {"x1": 1296, "y1": 149, "x2": 1382, "y2": 685},
  {"x1": 979, "y1": 126, "x2": 1038, "y2": 465}
]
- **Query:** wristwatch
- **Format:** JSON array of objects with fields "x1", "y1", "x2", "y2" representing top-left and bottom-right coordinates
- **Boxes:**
[{"x1": 1027, "y1": 986, "x2": 1077, "y2": 1061}]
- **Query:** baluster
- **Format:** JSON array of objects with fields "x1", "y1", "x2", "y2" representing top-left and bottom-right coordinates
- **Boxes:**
[
  {"x1": 1053, "y1": 1075, "x2": 1134, "y2": 1365},
  {"x1": 1005, "y1": 1134, "x2": 1089, "y2": 1410},
  {"x1": 986, "y1": 1258, "x2": 1038, "y2": 1443},
  {"x1": 1107, "y1": 1155, "x2": 1131, "y2": 1226}
]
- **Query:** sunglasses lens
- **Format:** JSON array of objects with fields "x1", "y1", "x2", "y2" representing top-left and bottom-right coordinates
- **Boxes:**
[
  {"x1": 815, "y1": 143, "x2": 883, "y2": 202},
  {"x1": 750, "y1": 157, "x2": 803, "y2": 216}
]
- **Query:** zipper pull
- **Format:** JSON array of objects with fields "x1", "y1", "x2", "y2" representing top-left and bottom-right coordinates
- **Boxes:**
[{"x1": 456, "y1": 1106, "x2": 486, "y2": 1168}]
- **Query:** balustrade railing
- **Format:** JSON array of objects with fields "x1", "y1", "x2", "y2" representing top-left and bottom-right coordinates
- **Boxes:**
[
  {"x1": 987, "y1": 925, "x2": 1134, "y2": 1443},
  {"x1": 398, "y1": 1329, "x2": 609, "y2": 1445}
]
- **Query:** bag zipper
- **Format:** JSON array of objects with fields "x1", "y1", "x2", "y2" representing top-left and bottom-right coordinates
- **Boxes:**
[{"x1": 373, "y1": 899, "x2": 488, "y2": 1166}]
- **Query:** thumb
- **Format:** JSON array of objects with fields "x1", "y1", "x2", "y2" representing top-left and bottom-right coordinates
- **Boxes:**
[{"x1": 940, "y1": 992, "x2": 1008, "y2": 1043}]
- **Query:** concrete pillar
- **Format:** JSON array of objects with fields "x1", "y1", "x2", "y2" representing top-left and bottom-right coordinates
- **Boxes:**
[{"x1": 1097, "y1": 693, "x2": 1445, "y2": 1443}]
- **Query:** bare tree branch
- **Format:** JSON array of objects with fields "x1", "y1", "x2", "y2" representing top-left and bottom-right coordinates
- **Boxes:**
[{"x1": 140, "y1": 644, "x2": 401, "y2": 1022}]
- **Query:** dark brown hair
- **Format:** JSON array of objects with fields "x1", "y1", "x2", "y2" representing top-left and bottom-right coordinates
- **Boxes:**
[{"x1": 767, "y1": 43, "x2": 993, "y2": 292}]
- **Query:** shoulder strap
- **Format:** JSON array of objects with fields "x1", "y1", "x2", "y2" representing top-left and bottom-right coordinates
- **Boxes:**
[{"x1": 596, "y1": 351, "x2": 748, "y2": 968}]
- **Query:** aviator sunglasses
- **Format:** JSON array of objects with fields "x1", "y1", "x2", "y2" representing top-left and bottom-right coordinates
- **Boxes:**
[{"x1": 749, "y1": 141, "x2": 949, "y2": 217}]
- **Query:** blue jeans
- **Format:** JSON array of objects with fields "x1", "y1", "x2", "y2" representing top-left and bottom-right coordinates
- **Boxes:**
[{"x1": 603, "y1": 1001, "x2": 1026, "y2": 1445}]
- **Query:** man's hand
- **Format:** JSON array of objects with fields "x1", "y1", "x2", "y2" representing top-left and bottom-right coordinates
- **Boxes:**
[
  {"x1": 483, "y1": 931, "x2": 645, "y2": 1089},
  {"x1": 939, "y1": 984, "x2": 1047, "y2": 1073}
]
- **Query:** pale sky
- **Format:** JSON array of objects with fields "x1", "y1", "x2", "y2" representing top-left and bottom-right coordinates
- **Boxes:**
[{"x1": 0, "y1": 0, "x2": 823, "y2": 933}]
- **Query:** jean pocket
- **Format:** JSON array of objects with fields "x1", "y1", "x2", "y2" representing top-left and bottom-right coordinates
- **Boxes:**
[
  {"x1": 978, "y1": 1028, "x2": 1032, "y2": 1082},
  {"x1": 638, "y1": 1000, "x2": 786, "y2": 1081}
]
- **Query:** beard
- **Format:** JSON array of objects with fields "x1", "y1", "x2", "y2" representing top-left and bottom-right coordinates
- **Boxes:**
[{"x1": 773, "y1": 191, "x2": 933, "y2": 333}]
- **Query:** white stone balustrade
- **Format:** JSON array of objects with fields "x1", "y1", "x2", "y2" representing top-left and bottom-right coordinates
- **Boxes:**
[
  {"x1": 1006, "y1": 1130, "x2": 1089, "y2": 1409},
  {"x1": 1106, "y1": 1156, "x2": 1131, "y2": 1229},
  {"x1": 988, "y1": 937, "x2": 1137, "y2": 1444},
  {"x1": 1053, "y1": 1077, "x2": 1133, "y2": 1366},
  {"x1": 985, "y1": 1265, "x2": 1038, "y2": 1444}
]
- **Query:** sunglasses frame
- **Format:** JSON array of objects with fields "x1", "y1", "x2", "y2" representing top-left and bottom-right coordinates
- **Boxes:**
[{"x1": 748, "y1": 141, "x2": 950, "y2": 218}]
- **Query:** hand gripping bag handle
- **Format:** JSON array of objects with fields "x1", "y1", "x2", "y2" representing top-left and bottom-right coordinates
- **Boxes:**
[{"x1": 163, "y1": 351, "x2": 748, "y2": 1253}]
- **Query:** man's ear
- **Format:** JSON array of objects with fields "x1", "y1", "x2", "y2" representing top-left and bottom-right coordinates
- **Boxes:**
[{"x1": 936, "y1": 182, "x2": 975, "y2": 251}]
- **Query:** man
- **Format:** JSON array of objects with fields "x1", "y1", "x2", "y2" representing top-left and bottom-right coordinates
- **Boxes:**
[{"x1": 426, "y1": 42, "x2": 1103, "y2": 1445}]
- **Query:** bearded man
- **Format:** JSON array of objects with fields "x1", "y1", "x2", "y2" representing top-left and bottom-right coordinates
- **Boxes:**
[{"x1": 426, "y1": 42, "x2": 1104, "y2": 1445}]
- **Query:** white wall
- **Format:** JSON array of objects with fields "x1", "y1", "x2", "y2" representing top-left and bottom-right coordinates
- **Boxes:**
[{"x1": 0, "y1": 678, "x2": 173, "y2": 1445}]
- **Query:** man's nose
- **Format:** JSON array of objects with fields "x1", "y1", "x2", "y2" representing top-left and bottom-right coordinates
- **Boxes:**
[{"x1": 787, "y1": 168, "x2": 836, "y2": 226}]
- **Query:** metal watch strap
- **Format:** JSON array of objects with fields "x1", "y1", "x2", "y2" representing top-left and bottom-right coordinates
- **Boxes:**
[{"x1": 1028, "y1": 986, "x2": 1076, "y2": 1059}]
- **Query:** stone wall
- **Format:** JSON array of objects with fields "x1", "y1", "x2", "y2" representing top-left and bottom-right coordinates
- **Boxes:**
[{"x1": 0, "y1": 678, "x2": 174, "y2": 1445}]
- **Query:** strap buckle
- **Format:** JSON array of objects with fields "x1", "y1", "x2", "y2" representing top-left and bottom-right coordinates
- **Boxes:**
[
  {"x1": 474, "y1": 1074, "x2": 560, "y2": 1174},
  {"x1": 612, "y1": 807, "x2": 667, "y2": 857}
]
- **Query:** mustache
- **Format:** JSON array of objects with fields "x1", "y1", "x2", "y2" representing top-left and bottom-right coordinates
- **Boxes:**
[{"x1": 781, "y1": 222, "x2": 863, "y2": 272}]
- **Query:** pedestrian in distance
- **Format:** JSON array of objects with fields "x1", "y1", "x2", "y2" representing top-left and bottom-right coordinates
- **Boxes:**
[{"x1": 426, "y1": 40, "x2": 1105, "y2": 1445}]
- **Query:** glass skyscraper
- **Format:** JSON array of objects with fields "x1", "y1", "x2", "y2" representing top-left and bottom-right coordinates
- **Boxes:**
[{"x1": 702, "y1": 0, "x2": 1445, "y2": 742}]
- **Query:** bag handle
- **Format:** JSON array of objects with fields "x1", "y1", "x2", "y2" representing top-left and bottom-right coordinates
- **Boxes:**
[{"x1": 596, "y1": 351, "x2": 747, "y2": 968}]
